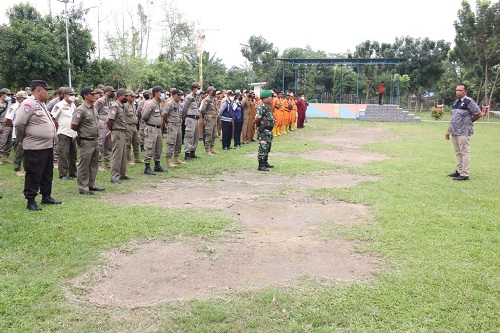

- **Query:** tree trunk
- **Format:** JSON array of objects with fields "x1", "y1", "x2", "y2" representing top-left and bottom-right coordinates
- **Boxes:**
[{"x1": 484, "y1": 59, "x2": 489, "y2": 106}]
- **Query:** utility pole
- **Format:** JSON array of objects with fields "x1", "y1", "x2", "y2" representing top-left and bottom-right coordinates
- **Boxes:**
[
  {"x1": 57, "y1": 0, "x2": 74, "y2": 88},
  {"x1": 197, "y1": 28, "x2": 218, "y2": 89}
]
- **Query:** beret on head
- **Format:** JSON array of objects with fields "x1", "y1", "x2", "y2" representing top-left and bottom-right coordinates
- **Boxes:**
[{"x1": 260, "y1": 90, "x2": 273, "y2": 98}]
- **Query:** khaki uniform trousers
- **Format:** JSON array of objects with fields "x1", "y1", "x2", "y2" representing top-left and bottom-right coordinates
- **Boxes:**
[
  {"x1": 452, "y1": 134, "x2": 471, "y2": 177},
  {"x1": 204, "y1": 115, "x2": 218, "y2": 151},
  {"x1": 166, "y1": 122, "x2": 182, "y2": 158},
  {"x1": 0, "y1": 123, "x2": 13, "y2": 158},
  {"x1": 126, "y1": 124, "x2": 141, "y2": 161},
  {"x1": 111, "y1": 130, "x2": 127, "y2": 181},
  {"x1": 13, "y1": 139, "x2": 24, "y2": 172},
  {"x1": 184, "y1": 117, "x2": 199, "y2": 153},
  {"x1": 98, "y1": 120, "x2": 112, "y2": 163},
  {"x1": 57, "y1": 134, "x2": 77, "y2": 178},
  {"x1": 77, "y1": 139, "x2": 99, "y2": 193},
  {"x1": 144, "y1": 126, "x2": 162, "y2": 163}
]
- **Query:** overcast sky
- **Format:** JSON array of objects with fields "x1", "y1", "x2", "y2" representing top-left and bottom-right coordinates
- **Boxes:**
[{"x1": 1, "y1": 0, "x2": 475, "y2": 67}]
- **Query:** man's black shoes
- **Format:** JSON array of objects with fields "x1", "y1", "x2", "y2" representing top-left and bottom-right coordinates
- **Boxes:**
[
  {"x1": 453, "y1": 176, "x2": 469, "y2": 181},
  {"x1": 448, "y1": 171, "x2": 460, "y2": 177},
  {"x1": 27, "y1": 200, "x2": 42, "y2": 211},
  {"x1": 41, "y1": 196, "x2": 62, "y2": 205}
]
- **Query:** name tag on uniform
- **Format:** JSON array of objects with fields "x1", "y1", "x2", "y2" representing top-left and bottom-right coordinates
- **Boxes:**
[{"x1": 35, "y1": 111, "x2": 44, "y2": 116}]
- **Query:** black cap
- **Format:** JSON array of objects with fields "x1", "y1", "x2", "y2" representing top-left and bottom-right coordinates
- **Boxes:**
[
  {"x1": 171, "y1": 89, "x2": 184, "y2": 96},
  {"x1": 80, "y1": 87, "x2": 96, "y2": 97},
  {"x1": 152, "y1": 86, "x2": 165, "y2": 95},
  {"x1": 31, "y1": 80, "x2": 52, "y2": 90}
]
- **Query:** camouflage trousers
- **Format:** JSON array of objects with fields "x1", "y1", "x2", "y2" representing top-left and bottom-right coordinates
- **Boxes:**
[{"x1": 257, "y1": 129, "x2": 273, "y2": 161}]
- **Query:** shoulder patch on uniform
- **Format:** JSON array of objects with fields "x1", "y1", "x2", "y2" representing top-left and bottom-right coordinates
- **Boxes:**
[
  {"x1": 111, "y1": 110, "x2": 116, "y2": 115},
  {"x1": 76, "y1": 112, "x2": 81, "y2": 118},
  {"x1": 24, "y1": 107, "x2": 30, "y2": 113},
  {"x1": 24, "y1": 103, "x2": 31, "y2": 107}
]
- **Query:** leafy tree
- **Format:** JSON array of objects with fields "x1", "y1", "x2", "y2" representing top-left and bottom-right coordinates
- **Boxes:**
[
  {"x1": 159, "y1": 0, "x2": 196, "y2": 62},
  {"x1": 241, "y1": 35, "x2": 279, "y2": 83},
  {"x1": 453, "y1": 0, "x2": 500, "y2": 107},
  {"x1": 0, "y1": 3, "x2": 95, "y2": 89}
]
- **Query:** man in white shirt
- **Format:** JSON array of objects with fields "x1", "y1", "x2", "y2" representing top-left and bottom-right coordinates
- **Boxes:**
[
  {"x1": 5, "y1": 91, "x2": 29, "y2": 176},
  {"x1": 51, "y1": 87, "x2": 77, "y2": 180}
]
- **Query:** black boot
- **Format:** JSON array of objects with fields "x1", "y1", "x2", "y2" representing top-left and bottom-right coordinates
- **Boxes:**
[
  {"x1": 27, "y1": 199, "x2": 42, "y2": 211},
  {"x1": 264, "y1": 157, "x2": 274, "y2": 168},
  {"x1": 41, "y1": 196, "x2": 62, "y2": 204},
  {"x1": 190, "y1": 151, "x2": 200, "y2": 159},
  {"x1": 154, "y1": 161, "x2": 167, "y2": 172},
  {"x1": 144, "y1": 163, "x2": 156, "y2": 175},
  {"x1": 185, "y1": 152, "x2": 192, "y2": 160},
  {"x1": 258, "y1": 160, "x2": 269, "y2": 171}
]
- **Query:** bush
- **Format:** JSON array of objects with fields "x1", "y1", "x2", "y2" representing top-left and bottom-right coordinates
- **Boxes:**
[{"x1": 431, "y1": 107, "x2": 444, "y2": 120}]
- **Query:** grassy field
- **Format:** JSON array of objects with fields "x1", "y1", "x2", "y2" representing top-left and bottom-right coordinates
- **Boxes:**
[{"x1": 0, "y1": 119, "x2": 498, "y2": 332}]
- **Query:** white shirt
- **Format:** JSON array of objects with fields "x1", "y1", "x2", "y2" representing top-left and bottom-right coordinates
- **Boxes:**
[
  {"x1": 51, "y1": 100, "x2": 77, "y2": 138},
  {"x1": 5, "y1": 102, "x2": 20, "y2": 139}
]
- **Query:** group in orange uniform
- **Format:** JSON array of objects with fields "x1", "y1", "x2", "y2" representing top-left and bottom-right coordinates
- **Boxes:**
[{"x1": 272, "y1": 91, "x2": 298, "y2": 136}]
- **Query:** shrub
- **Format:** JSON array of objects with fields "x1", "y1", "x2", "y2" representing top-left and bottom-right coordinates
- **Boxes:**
[{"x1": 431, "y1": 107, "x2": 444, "y2": 120}]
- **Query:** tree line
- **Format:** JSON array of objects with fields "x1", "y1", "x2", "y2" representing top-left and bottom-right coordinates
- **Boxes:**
[{"x1": 0, "y1": 0, "x2": 498, "y2": 110}]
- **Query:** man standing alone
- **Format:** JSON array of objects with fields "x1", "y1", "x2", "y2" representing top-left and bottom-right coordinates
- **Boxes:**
[
  {"x1": 446, "y1": 84, "x2": 482, "y2": 181},
  {"x1": 15, "y1": 80, "x2": 62, "y2": 211},
  {"x1": 378, "y1": 81, "x2": 384, "y2": 105}
]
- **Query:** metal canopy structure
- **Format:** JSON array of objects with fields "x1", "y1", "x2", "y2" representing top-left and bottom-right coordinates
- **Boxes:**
[{"x1": 277, "y1": 58, "x2": 407, "y2": 104}]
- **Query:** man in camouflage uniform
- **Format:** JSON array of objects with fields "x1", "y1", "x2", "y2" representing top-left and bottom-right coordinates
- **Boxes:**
[
  {"x1": 163, "y1": 89, "x2": 186, "y2": 168},
  {"x1": 254, "y1": 90, "x2": 275, "y2": 171},
  {"x1": 199, "y1": 86, "x2": 218, "y2": 155},
  {"x1": 95, "y1": 86, "x2": 116, "y2": 168}
]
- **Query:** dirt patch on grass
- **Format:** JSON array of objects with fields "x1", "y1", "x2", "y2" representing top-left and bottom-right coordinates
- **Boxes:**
[
  {"x1": 73, "y1": 197, "x2": 376, "y2": 308},
  {"x1": 299, "y1": 148, "x2": 390, "y2": 167},
  {"x1": 71, "y1": 125, "x2": 390, "y2": 308}
]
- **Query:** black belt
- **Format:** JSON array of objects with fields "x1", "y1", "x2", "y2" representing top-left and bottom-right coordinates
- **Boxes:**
[
  {"x1": 265, "y1": 126, "x2": 273, "y2": 130},
  {"x1": 186, "y1": 115, "x2": 199, "y2": 119},
  {"x1": 79, "y1": 137, "x2": 96, "y2": 141},
  {"x1": 147, "y1": 123, "x2": 162, "y2": 128}
]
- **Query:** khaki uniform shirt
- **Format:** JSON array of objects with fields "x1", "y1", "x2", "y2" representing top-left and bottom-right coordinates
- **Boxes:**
[
  {"x1": 199, "y1": 96, "x2": 217, "y2": 117},
  {"x1": 46, "y1": 96, "x2": 60, "y2": 112},
  {"x1": 181, "y1": 92, "x2": 199, "y2": 117},
  {"x1": 0, "y1": 100, "x2": 11, "y2": 123},
  {"x1": 72, "y1": 102, "x2": 99, "y2": 139},
  {"x1": 124, "y1": 102, "x2": 138, "y2": 126},
  {"x1": 15, "y1": 96, "x2": 57, "y2": 150},
  {"x1": 142, "y1": 99, "x2": 162, "y2": 126},
  {"x1": 163, "y1": 99, "x2": 182, "y2": 125},
  {"x1": 108, "y1": 100, "x2": 126, "y2": 130},
  {"x1": 95, "y1": 96, "x2": 112, "y2": 122}
]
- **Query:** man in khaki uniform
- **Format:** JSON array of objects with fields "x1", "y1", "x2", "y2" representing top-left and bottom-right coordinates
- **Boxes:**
[
  {"x1": 163, "y1": 89, "x2": 186, "y2": 168},
  {"x1": 107, "y1": 88, "x2": 131, "y2": 184},
  {"x1": 181, "y1": 82, "x2": 202, "y2": 160},
  {"x1": 51, "y1": 87, "x2": 78, "y2": 180},
  {"x1": 5, "y1": 91, "x2": 29, "y2": 176},
  {"x1": 0, "y1": 88, "x2": 13, "y2": 164},
  {"x1": 124, "y1": 89, "x2": 142, "y2": 166},
  {"x1": 241, "y1": 90, "x2": 253, "y2": 144},
  {"x1": 142, "y1": 86, "x2": 167, "y2": 175},
  {"x1": 137, "y1": 89, "x2": 151, "y2": 151},
  {"x1": 199, "y1": 86, "x2": 218, "y2": 155},
  {"x1": 95, "y1": 86, "x2": 115, "y2": 168},
  {"x1": 71, "y1": 88, "x2": 105, "y2": 195},
  {"x1": 15, "y1": 80, "x2": 62, "y2": 211}
]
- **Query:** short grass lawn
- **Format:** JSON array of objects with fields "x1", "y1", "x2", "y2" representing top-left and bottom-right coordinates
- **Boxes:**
[{"x1": 0, "y1": 119, "x2": 498, "y2": 332}]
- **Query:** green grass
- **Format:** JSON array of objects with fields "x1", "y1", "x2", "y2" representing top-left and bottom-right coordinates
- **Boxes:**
[{"x1": 1, "y1": 119, "x2": 499, "y2": 332}]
